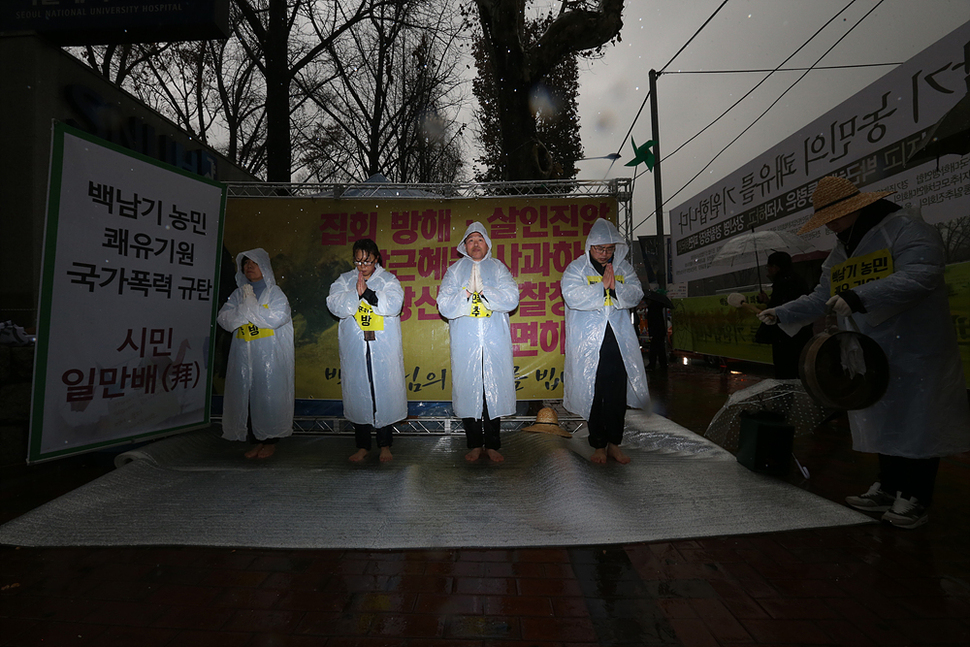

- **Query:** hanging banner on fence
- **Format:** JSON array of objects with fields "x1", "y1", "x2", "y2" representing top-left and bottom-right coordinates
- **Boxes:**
[
  {"x1": 671, "y1": 262, "x2": 970, "y2": 388},
  {"x1": 29, "y1": 123, "x2": 226, "y2": 462},
  {"x1": 223, "y1": 195, "x2": 617, "y2": 401},
  {"x1": 669, "y1": 294, "x2": 773, "y2": 364},
  {"x1": 671, "y1": 21, "x2": 970, "y2": 284}
]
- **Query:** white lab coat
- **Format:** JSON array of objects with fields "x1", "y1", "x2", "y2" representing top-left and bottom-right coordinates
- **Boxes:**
[
  {"x1": 437, "y1": 222, "x2": 520, "y2": 419},
  {"x1": 216, "y1": 248, "x2": 294, "y2": 441},
  {"x1": 562, "y1": 218, "x2": 650, "y2": 420},
  {"x1": 326, "y1": 264, "x2": 408, "y2": 428},
  {"x1": 775, "y1": 207, "x2": 970, "y2": 458}
]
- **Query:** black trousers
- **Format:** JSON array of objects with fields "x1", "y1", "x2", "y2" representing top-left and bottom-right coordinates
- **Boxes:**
[
  {"x1": 354, "y1": 424, "x2": 393, "y2": 450},
  {"x1": 878, "y1": 454, "x2": 941, "y2": 506},
  {"x1": 771, "y1": 327, "x2": 812, "y2": 379},
  {"x1": 587, "y1": 326, "x2": 628, "y2": 449},
  {"x1": 352, "y1": 339, "x2": 394, "y2": 450},
  {"x1": 463, "y1": 396, "x2": 501, "y2": 450},
  {"x1": 647, "y1": 332, "x2": 667, "y2": 369}
]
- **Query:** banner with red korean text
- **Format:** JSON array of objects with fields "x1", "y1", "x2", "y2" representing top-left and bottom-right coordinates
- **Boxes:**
[
  {"x1": 29, "y1": 124, "x2": 225, "y2": 462},
  {"x1": 223, "y1": 195, "x2": 617, "y2": 402}
]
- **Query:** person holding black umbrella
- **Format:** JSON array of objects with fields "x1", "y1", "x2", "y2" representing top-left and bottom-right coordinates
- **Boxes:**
[{"x1": 752, "y1": 251, "x2": 813, "y2": 379}]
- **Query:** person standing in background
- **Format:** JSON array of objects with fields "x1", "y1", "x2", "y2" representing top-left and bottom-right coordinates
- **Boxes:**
[{"x1": 754, "y1": 251, "x2": 813, "y2": 379}]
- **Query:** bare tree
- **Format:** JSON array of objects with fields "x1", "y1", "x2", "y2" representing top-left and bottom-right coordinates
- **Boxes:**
[
  {"x1": 233, "y1": 0, "x2": 402, "y2": 181},
  {"x1": 300, "y1": 0, "x2": 468, "y2": 184},
  {"x1": 470, "y1": 0, "x2": 624, "y2": 180},
  {"x1": 937, "y1": 216, "x2": 970, "y2": 264},
  {"x1": 63, "y1": 0, "x2": 467, "y2": 184},
  {"x1": 73, "y1": 42, "x2": 171, "y2": 87}
]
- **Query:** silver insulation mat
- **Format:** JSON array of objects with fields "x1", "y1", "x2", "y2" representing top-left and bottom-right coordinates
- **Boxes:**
[{"x1": 0, "y1": 412, "x2": 871, "y2": 548}]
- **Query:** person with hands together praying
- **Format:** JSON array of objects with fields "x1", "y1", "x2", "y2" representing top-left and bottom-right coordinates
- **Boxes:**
[
  {"x1": 437, "y1": 222, "x2": 520, "y2": 463},
  {"x1": 327, "y1": 239, "x2": 408, "y2": 463},
  {"x1": 217, "y1": 249, "x2": 295, "y2": 459},
  {"x1": 562, "y1": 219, "x2": 650, "y2": 465}
]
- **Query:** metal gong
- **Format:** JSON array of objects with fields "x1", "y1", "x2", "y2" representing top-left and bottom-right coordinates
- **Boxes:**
[{"x1": 799, "y1": 329, "x2": 890, "y2": 410}]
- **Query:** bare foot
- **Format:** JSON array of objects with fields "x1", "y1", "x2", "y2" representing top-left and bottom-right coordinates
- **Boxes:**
[
  {"x1": 379, "y1": 447, "x2": 393, "y2": 463},
  {"x1": 465, "y1": 447, "x2": 483, "y2": 462},
  {"x1": 485, "y1": 449, "x2": 504, "y2": 463},
  {"x1": 590, "y1": 448, "x2": 608, "y2": 464},
  {"x1": 349, "y1": 448, "x2": 368, "y2": 463},
  {"x1": 245, "y1": 444, "x2": 262, "y2": 459},
  {"x1": 256, "y1": 444, "x2": 276, "y2": 459},
  {"x1": 607, "y1": 444, "x2": 630, "y2": 464}
]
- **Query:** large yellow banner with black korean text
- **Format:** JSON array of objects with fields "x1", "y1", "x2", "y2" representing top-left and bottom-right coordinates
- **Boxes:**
[{"x1": 223, "y1": 196, "x2": 617, "y2": 401}]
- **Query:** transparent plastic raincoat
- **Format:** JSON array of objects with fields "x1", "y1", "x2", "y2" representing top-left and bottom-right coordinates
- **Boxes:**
[
  {"x1": 437, "y1": 222, "x2": 520, "y2": 419},
  {"x1": 774, "y1": 207, "x2": 970, "y2": 458},
  {"x1": 562, "y1": 219, "x2": 650, "y2": 420},
  {"x1": 216, "y1": 248, "x2": 294, "y2": 441},
  {"x1": 326, "y1": 264, "x2": 408, "y2": 428}
]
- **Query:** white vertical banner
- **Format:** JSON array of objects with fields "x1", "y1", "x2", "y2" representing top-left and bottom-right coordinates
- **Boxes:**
[
  {"x1": 670, "y1": 22, "x2": 970, "y2": 284},
  {"x1": 29, "y1": 124, "x2": 226, "y2": 462}
]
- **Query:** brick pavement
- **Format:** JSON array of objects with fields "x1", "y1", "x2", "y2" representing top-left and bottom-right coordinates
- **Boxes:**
[{"x1": 2, "y1": 359, "x2": 968, "y2": 646}]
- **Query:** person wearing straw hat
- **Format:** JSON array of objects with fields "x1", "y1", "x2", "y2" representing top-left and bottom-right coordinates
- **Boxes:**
[
  {"x1": 562, "y1": 218, "x2": 650, "y2": 464},
  {"x1": 759, "y1": 176, "x2": 970, "y2": 529}
]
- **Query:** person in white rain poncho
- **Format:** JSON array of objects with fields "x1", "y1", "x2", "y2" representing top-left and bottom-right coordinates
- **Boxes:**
[
  {"x1": 217, "y1": 248, "x2": 294, "y2": 459},
  {"x1": 563, "y1": 219, "x2": 650, "y2": 464},
  {"x1": 759, "y1": 176, "x2": 970, "y2": 529},
  {"x1": 327, "y1": 239, "x2": 408, "y2": 463},
  {"x1": 437, "y1": 222, "x2": 519, "y2": 462}
]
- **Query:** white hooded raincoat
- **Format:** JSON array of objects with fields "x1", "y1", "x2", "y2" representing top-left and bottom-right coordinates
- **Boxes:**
[
  {"x1": 437, "y1": 222, "x2": 520, "y2": 419},
  {"x1": 216, "y1": 248, "x2": 295, "y2": 441},
  {"x1": 774, "y1": 208, "x2": 970, "y2": 458},
  {"x1": 326, "y1": 264, "x2": 408, "y2": 428},
  {"x1": 562, "y1": 219, "x2": 650, "y2": 420}
]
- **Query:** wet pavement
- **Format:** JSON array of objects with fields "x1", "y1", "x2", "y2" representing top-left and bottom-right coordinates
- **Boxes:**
[{"x1": 2, "y1": 355, "x2": 969, "y2": 646}]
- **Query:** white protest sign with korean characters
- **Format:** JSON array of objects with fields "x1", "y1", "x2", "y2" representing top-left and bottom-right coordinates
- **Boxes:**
[{"x1": 29, "y1": 124, "x2": 226, "y2": 462}]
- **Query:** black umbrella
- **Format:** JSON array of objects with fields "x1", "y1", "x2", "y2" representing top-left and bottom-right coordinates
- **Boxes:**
[
  {"x1": 905, "y1": 85, "x2": 970, "y2": 167},
  {"x1": 643, "y1": 290, "x2": 674, "y2": 309}
]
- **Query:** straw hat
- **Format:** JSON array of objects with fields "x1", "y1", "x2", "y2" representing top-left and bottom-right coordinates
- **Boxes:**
[
  {"x1": 797, "y1": 176, "x2": 896, "y2": 235},
  {"x1": 521, "y1": 407, "x2": 571, "y2": 438}
]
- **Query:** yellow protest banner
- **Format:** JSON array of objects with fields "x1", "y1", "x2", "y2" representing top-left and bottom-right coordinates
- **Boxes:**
[
  {"x1": 671, "y1": 293, "x2": 773, "y2": 364},
  {"x1": 671, "y1": 262, "x2": 970, "y2": 388},
  {"x1": 223, "y1": 195, "x2": 618, "y2": 401}
]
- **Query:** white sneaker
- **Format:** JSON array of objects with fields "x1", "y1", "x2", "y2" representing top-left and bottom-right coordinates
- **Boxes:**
[
  {"x1": 845, "y1": 482, "x2": 894, "y2": 512},
  {"x1": 881, "y1": 493, "x2": 929, "y2": 529}
]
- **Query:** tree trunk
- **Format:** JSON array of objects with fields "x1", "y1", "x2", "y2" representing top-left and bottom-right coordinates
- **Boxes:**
[
  {"x1": 475, "y1": 0, "x2": 624, "y2": 181},
  {"x1": 265, "y1": 0, "x2": 292, "y2": 182}
]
